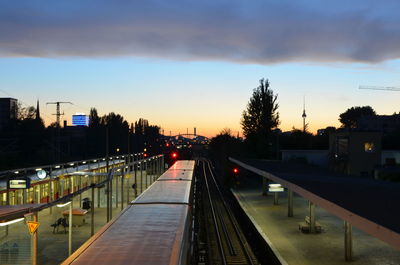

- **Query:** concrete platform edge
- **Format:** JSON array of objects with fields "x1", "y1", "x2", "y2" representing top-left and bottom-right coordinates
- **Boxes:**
[{"x1": 231, "y1": 189, "x2": 289, "y2": 265}]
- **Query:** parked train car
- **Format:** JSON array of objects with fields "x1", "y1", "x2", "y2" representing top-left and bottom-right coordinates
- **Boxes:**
[{"x1": 62, "y1": 160, "x2": 195, "y2": 265}]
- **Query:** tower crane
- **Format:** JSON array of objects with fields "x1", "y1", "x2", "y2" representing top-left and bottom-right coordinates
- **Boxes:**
[
  {"x1": 46, "y1": 101, "x2": 72, "y2": 126},
  {"x1": 359, "y1": 86, "x2": 400, "y2": 91}
]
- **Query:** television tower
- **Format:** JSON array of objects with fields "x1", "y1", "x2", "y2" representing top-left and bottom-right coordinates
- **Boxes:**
[{"x1": 302, "y1": 96, "x2": 307, "y2": 132}]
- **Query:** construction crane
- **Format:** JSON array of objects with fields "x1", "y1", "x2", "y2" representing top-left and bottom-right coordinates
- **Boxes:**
[
  {"x1": 359, "y1": 86, "x2": 400, "y2": 91},
  {"x1": 46, "y1": 101, "x2": 72, "y2": 126}
]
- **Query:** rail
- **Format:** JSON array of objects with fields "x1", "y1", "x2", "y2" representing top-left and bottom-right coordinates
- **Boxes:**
[{"x1": 201, "y1": 159, "x2": 258, "y2": 265}]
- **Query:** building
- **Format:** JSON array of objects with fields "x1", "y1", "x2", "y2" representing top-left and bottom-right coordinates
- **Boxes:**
[
  {"x1": 357, "y1": 114, "x2": 400, "y2": 133},
  {"x1": 329, "y1": 131, "x2": 382, "y2": 177},
  {"x1": 0, "y1": 98, "x2": 18, "y2": 130}
]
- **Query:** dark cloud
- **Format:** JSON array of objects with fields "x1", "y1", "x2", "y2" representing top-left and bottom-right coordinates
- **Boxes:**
[{"x1": 1, "y1": 0, "x2": 400, "y2": 63}]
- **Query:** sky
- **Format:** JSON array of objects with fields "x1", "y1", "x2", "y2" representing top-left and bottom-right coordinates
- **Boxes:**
[{"x1": 0, "y1": 1, "x2": 400, "y2": 137}]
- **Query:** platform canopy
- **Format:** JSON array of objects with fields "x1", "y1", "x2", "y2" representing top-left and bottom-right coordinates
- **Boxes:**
[
  {"x1": 0, "y1": 204, "x2": 45, "y2": 223},
  {"x1": 230, "y1": 158, "x2": 400, "y2": 249}
]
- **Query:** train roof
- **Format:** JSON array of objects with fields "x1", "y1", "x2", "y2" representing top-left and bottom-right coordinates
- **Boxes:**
[
  {"x1": 169, "y1": 160, "x2": 195, "y2": 171},
  {"x1": 132, "y1": 180, "x2": 192, "y2": 205},
  {"x1": 64, "y1": 204, "x2": 189, "y2": 265},
  {"x1": 158, "y1": 168, "x2": 194, "y2": 181}
]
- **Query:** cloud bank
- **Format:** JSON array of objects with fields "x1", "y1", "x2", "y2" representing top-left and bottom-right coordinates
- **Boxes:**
[{"x1": 1, "y1": 0, "x2": 400, "y2": 64}]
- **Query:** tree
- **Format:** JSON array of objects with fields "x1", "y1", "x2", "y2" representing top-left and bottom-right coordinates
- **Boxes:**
[
  {"x1": 241, "y1": 78, "x2": 279, "y2": 138},
  {"x1": 209, "y1": 128, "x2": 243, "y2": 185},
  {"x1": 339, "y1": 106, "x2": 376, "y2": 129},
  {"x1": 240, "y1": 79, "x2": 279, "y2": 158},
  {"x1": 89, "y1": 107, "x2": 101, "y2": 127}
]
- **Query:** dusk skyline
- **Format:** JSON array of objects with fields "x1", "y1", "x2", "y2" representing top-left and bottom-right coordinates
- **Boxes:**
[{"x1": 1, "y1": 1, "x2": 400, "y2": 137}]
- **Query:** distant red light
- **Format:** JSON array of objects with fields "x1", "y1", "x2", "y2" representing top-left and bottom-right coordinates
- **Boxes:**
[
  {"x1": 171, "y1": 152, "x2": 178, "y2": 159},
  {"x1": 233, "y1": 168, "x2": 239, "y2": 174},
  {"x1": 166, "y1": 143, "x2": 170, "y2": 147},
  {"x1": 144, "y1": 153, "x2": 148, "y2": 157}
]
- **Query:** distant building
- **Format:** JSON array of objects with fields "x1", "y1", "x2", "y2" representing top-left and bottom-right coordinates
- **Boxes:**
[
  {"x1": 72, "y1": 113, "x2": 89, "y2": 126},
  {"x1": 0, "y1": 98, "x2": 18, "y2": 130},
  {"x1": 357, "y1": 114, "x2": 400, "y2": 133},
  {"x1": 329, "y1": 131, "x2": 382, "y2": 177}
]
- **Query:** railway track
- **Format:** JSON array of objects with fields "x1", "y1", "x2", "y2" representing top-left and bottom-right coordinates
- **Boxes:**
[{"x1": 199, "y1": 159, "x2": 259, "y2": 265}]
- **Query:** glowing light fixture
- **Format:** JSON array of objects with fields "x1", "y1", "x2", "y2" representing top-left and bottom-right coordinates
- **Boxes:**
[
  {"x1": 0, "y1": 218, "x2": 25, "y2": 226},
  {"x1": 57, "y1": 201, "x2": 71, "y2": 208}
]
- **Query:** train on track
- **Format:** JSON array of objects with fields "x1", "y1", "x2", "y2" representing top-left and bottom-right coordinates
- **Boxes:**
[{"x1": 62, "y1": 160, "x2": 196, "y2": 265}]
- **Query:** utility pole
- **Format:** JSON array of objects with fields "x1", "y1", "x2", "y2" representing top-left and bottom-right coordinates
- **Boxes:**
[
  {"x1": 47, "y1": 101, "x2": 72, "y2": 162},
  {"x1": 46, "y1": 101, "x2": 72, "y2": 126}
]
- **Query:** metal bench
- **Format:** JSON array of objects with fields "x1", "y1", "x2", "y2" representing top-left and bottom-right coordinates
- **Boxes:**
[{"x1": 298, "y1": 215, "x2": 322, "y2": 233}]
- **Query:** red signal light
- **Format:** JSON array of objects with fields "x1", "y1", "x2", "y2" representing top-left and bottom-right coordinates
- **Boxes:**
[
  {"x1": 171, "y1": 152, "x2": 178, "y2": 159},
  {"x1": 144, "y1": 153, "x2": 148, "y2": 158},
  {"x1": 233, "y1": 168, "x2": 239, "y2": 174}
]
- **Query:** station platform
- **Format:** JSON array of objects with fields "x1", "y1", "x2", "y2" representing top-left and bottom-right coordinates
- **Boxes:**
[
  {"x1": 0, "y1": 171, "x2": 155, "y2": 265},
  {"x1": 232, "y1": 174, "x2": 400, "y2": 265}
]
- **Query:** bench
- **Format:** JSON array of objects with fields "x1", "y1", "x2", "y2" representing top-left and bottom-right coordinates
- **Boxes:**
[
  {"x1": 50, "y1": 218, "x2": 68, "y2": 233},
  {"x1": 298, "y1": 216, "x2": 323, "y2": 233}
]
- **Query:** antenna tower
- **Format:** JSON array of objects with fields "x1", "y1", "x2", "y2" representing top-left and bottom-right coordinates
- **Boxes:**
[{"x1": 46, "y1": 101, "x2": 72, "y2": 126}]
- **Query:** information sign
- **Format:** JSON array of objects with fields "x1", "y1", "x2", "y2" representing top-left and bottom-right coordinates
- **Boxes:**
[{"x1": 8, "y1": 178, "x2": 31, "y2": 189}]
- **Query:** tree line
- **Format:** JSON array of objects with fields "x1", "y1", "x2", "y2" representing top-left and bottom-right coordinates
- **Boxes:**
[
  {"x1": 0, "y1": 107, "x2": 161, "y2": 170},
  {"x1": 209, "y1": 78, "x2": 400, "y2": 171}
]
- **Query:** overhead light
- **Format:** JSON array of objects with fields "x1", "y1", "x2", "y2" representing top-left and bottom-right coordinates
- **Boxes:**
[
  {"x1": 55, "y1": 165, "x2": 61, "y2": 169},
  {"x1": 103, "y1": 158, "x2": 106, "y2": 161},
  {"x1": 82, "y1": 161, "x2": 87, "y2": 164},
  {"x1": 93, "y1": 160, "x2": 97, "y2": 162},
  {"x1": 14, "y1": 171, "x2": 19, "y2": 174},
  {"x1": 69, "y1": 163, "x2": 74, "y2": 166},
  {"x1": 268, "y1": 183, "x2": 284, "y2": 192},
  {"x1": 269, "y1": 184, "x2": 282, "y2": 188},
  {"x1": 0, "y1": 218, "x2": 25, "y2": 226},
  {"x1": 35, "y1": 168, "x2": 42, "y2": 171},
  {"x1": 57, "y1": 201, "x2": 71, "y2": 208}
]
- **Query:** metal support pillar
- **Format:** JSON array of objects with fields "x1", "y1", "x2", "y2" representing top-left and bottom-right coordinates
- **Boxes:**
[
  {"x1": 309, "y1": 201, "x2": 316, "y2": 233},
  {"x1": 134, "y1": 163, "x2": 137, "y2": 198},
  {"x1": 68, "y1": 202, "x2": 72, "y2": 256},
  {"x1": 109, "y1": 173, "x2": 113, "y2": 220},
  {"x1": 140, "y1": 162, "x2": 143, "y2": 193},
  {"x1": 344, "y1": 221, "x2": 353, "y2": 261},
  {"x1": 106, "y1": 181, "x2": 110, "y2": 222},
  {"x1": 31, "y1": 213, "x2": 38, "y2": 265},
  {"x1": 262, "y1": 177, "x2": 267, "y2": 196},
  {"x1": 49, "y1": 168, "x2": 53, "y2": 214},
  {"x1": 273, "y1": 192, "x2": 279, "y2": 205},
  {"x1": 145, "y1": 160, "x2": 148, "y2": 188},
  {"x1": 79, "y1": 177, "x2": 82, "y2": 205},
  {"x1": 116, "y1": 174, "x2": 119, "y2": 209},
  {"x1": 288, "y1": 189, "x2": 293, "y2": 217},
  {"x1": 91, "y1": 187, "x2": 95, "y2": 236},
  {"x1": 97, "y1": 177, "x2": 101, "y2": 208},
  {"x1": 121, "y1": 172, "x2": 124, "y2": 211}
]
